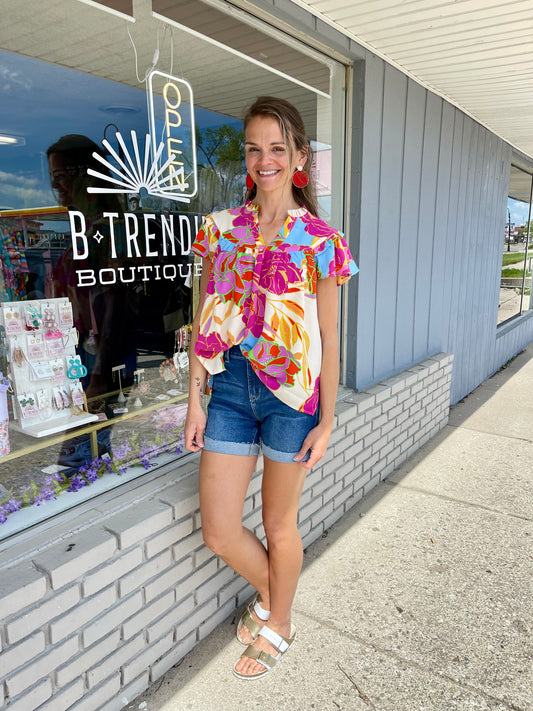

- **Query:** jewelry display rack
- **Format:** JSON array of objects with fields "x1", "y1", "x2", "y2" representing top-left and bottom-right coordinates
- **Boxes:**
[{"x1": 1, "y1": 297, "x2": 98, "y2": 438}]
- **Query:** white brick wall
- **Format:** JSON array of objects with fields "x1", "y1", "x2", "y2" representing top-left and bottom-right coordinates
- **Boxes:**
[{"x1": 0, "y1": 352, "x2": 452, "y2": 711}]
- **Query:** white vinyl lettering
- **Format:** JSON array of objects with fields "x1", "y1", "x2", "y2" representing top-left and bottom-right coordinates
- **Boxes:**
[
  {"x1": 124, "y1": 213, "x2": 141, "y2": 258},
  {"x1": 104, "y1": 212, "x2": 120, "y2": 259},
  {"x1": 161, "y1": 213, "x2": 176, "y2": 257},
  {"x1": 99, "y1": 269, "x2": 117, "y2": 285},
  {"x1": 76, "y1": 269, "x2": 96, "y2": 286},
  {"x1": 143, "y1": 214, "x2": 158, "y2": 257},
  {"x1": 69, "y1": 211, "x2": 89, "y2": 260},
  {"x1": 178, "y1": 215, "x2": 191, "y2": 255}
]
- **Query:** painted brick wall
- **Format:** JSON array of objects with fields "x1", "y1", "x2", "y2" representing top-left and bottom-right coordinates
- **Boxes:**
[{"x1": 0, "y1": 353, "x2": 452, "y2": 711}]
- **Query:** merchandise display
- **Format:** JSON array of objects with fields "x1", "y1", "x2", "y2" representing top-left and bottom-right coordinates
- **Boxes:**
[
  {"x1": 1, "y1": 297, "x2": 98, "y2": 438},
  {"x1": 0, "y1": 372, "x2": 9, "y2": 457}
]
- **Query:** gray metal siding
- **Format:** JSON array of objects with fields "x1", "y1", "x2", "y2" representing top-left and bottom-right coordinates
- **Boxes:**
[
  {"x1": 221, "y1": 0, "x2": 533, "y2": 405},
  {"x1": 355, "y1": 54, "x2": 533, "y2": 403}
]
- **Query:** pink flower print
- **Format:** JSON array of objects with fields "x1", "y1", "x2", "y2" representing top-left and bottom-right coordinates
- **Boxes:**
[
  {"x1": 243, "y1": 291, "x2": 266, "y2": 338},
  {"x1": 195, "y1": 331, "x2": 227, "y2": 359},
  {"x1": 300, "y1": 377, "x2": 320, "y2": 414},
  {"x1": 260, "y1": 251, "x2": 302, "y2": 295},
  {"x1": 300, "y1": 212, "x2": 335, "y2": 239},
  {"x1": 233, "y1": 208, "x2": 256, "y2": 229},
  {"x1": 250, "y1": 340, "x2": 301, "y2": 390},
  {"x1": 220, "y1": 222, "x2": 255, "y2": 247},
  {"x1": 212, "y1": 250, "x2": 254, "y2": 306}
]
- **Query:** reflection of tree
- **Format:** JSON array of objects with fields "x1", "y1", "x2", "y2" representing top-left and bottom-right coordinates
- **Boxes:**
[{"x1": 194, "y1": 125, "x2": 244, "y2": 211}]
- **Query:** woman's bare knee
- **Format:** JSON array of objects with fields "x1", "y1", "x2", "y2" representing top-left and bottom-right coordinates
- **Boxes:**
[
  {"x1": 202, "y1": 524, "x2": 241, "y2": 557},
  {"x1": 263, "y1": 518, "x2": 299, "y2": 548}
]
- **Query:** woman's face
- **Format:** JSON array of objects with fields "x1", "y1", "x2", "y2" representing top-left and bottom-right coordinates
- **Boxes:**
[
  {"x1": 244, "y1": 115, "x2": 306, "y2": 196},
  {"x1": 49, "y1": 152, "x2": 76, "y2": 207}
]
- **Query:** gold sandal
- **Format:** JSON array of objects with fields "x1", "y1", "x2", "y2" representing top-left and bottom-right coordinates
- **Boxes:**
[
  {"x1": 236, "y1": 593, "x2": 270, "y2": 646},
  {"x1": 233, "y1": 624, "x2": 297, "y2": 680}
]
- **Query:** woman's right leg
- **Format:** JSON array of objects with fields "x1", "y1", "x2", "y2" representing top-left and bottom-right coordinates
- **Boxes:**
[{"x1": 199, "y1": 449, "x2": 270, "y2": 624}]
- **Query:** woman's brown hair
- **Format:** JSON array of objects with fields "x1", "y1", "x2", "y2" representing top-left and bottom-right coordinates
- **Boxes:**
[{"x1": 243, "y1": 96, "x2": 318, "y2": 216}]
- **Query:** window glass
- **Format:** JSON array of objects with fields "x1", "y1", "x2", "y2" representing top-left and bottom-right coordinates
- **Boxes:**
[
  {"x1": 498, "y1": 165, "x2": 533, "y2": 325},
  {"x1": 0, "y1": 0, "x2": 345, "y2": 538}
]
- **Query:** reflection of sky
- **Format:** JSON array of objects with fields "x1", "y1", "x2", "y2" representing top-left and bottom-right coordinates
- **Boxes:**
[
  {"x1": 507, "y1": 197, "x2": 531, "y2": 226},
  {"x1": 0, "y1": 50, "x2": 241, "y2": 210}
]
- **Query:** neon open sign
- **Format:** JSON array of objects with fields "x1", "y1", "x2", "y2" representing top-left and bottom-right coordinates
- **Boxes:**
[
  {"x1": 147, "y1": 70, "x2": 197, "y2": 201},
  {"x1": 87, "y1": 71, "x2": 197, "y2": 204}
]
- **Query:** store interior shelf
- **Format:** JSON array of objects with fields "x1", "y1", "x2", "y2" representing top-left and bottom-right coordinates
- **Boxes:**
[{"x1": 2, "y1": 390, "x2": 188, "y2": 464}]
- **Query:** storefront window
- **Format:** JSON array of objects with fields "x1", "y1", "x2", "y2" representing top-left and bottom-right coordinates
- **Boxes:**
[
  {"x1": 0, "y1": 0, "x2": 346, "y2": 538},
  {"x1": 498, "y1": 165, "x2": 533, "y2": 325}
]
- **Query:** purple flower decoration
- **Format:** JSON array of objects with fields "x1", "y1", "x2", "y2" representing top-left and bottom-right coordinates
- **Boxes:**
[
  {"x1": 113, "y1": 441, "x2": 133, "y2": 462},
  {"x1": 138, "y1": 441, "x2": 157, "y2": 469},
  {"x1": 67, "y1": 474, "x2": 87, "y2": 492},
  {"x1": 5, "y1": 497, "x2": 21, "y2": 513}
]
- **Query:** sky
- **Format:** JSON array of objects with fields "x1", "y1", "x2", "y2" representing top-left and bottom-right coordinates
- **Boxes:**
[
  {"x1": 507, "y1": 198, "x2": 531, "y2": 227},
  {"x1": 0, "y1": 50, "x2": 241, "y2": 211}
]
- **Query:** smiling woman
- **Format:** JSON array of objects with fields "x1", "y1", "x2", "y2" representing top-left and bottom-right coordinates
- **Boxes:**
[{"x1": 0, "y1": 0, "x2": 346, "y2": 541}]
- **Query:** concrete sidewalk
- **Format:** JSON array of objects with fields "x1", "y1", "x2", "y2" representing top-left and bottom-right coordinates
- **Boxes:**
[{"x1": 127, "y1": 346, "x2": 533, "y2": 711}]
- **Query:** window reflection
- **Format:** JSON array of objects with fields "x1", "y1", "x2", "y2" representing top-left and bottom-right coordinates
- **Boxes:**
[{"x1": 498, "y1": 166, "x2": 533, "y2": 325}]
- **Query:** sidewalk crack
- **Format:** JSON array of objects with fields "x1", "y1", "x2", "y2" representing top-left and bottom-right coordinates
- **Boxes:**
[
  {"x1": 382, "y1": 480, "x2": 532, "y2": 522},
  {"x1": 293, "y1": 609, "x2": 529, "y2": 711},
  {"x1": 447, "y1": 422, "x2": 533, "y2": 445}
]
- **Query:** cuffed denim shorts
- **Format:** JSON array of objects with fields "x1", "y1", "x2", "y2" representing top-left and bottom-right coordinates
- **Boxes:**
[{"x1": 203, "y1": 346, "x2": 319, "y2": 463}]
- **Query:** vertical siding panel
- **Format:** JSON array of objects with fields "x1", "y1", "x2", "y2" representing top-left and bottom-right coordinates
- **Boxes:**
[
  {"x1": 491, "y1": 139, "x2": 508, "y2": 321},
  {"x1": 448, "y1": 116, "x2": 474, "y2": 400},
  {"x1": 356, "y1": 55, "x2": 385, "y2": 389},
  {"x1": 427, "y1": 101, "x2": 455, "y2": 354},
  {"x1": 477, "y1": 132, "x2": 499, "y2": 357},
  {"x1": 476, "y1": 133, "x2": 498, "y2": 354},
  {"x1": 492, "y1": 144, "x2": 512, "y2": 337},
  {"x1": 442, "y1": 109, "x2": 463, "y2": 354},
  {"x1": 487, "y1": 141, "x2": 511, "y2": 380},
  {"x1": 457, "y1": 120, "x2": 481, "y2": 399},
  {"x1": 395, "y1": 80, "x2": 426, "y2": 370},
  {"x1": 413, "y1": 92, "x2": 442, "y2": 361},
  {"x1": 464, "y1": 128, "x2": 489, "y2": 396},
  {"x1": 354, "y1": 53, "x2": 533, "y2": 400},
  {"x1": 373, "y1": 65, "x2": 407, "y2": 377}
]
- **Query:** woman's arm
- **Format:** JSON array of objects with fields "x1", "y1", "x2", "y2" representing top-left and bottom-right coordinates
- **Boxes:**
[
  {"x1": 184, "y1": 257, "x2": 211, "y2": 452},
  {"x1": 293, "y1": 276, "x2": 339, "y2": 469}
]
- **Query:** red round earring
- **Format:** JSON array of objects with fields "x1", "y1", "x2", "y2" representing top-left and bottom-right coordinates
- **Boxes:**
[
  {"x1": 292, "y1": 167, "x2": 309, "y2": 188},
  {"x1": 246, "y1": 174, "x2": 255, "y2": 190}
]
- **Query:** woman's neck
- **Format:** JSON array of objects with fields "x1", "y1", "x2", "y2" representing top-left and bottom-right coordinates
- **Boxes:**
[{"x1": 252, "y1": 186, "x2": 300, "y2": 221}]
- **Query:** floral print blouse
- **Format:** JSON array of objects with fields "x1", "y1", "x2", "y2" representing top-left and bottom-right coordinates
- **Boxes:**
[{"x1": 191, "y1": 201, "x2": 358, "y2": 414}]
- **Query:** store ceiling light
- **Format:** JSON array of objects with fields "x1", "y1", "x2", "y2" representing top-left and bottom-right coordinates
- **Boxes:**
[
  {"x1": 99, "y1": 105, "x2": 141, "y2": 115},
  {"x1": 0, "y1": 134, "x2": 25, "y2": 146}
]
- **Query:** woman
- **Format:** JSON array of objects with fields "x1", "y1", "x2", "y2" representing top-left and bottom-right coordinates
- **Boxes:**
[{"x1": 184, "y1": 96, "x2": 357, "y2": 680}]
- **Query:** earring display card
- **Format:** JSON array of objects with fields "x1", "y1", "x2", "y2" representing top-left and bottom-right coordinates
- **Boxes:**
[{"x1": 0, "y1": 298, "x2": 98, "y2": 439}]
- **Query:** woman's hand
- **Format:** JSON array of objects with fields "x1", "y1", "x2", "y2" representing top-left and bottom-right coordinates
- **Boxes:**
[
  {"x1": 184, "y1": 403, "x2": 207, "y2": 452},
  {"x1": 292, "y1": 421, "x2": 333, "y2": 469}
]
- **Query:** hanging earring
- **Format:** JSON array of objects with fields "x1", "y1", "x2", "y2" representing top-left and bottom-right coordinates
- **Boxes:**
[
  {"x1": 246, "y1": 174, "x2": 255, "y2": 190},
  {"x1": 292, "y1": 166, "x2": 309, "y2": 188}
]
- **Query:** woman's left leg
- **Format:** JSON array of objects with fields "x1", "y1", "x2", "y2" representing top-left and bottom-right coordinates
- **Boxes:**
[{"x1": 234, "y1": 456, "x2": 307, "y2": 676}]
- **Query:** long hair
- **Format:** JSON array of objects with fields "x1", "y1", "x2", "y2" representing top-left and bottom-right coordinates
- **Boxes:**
[{"x1": 243, "y1": 96, "x2": 318, "y2": 217}]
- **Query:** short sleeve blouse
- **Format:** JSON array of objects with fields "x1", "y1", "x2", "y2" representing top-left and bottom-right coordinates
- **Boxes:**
[{"x1": 191, "y1": 201, "x2": 358, "y2": 414}]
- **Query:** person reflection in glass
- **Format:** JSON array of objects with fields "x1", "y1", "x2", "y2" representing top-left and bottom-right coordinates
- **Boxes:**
[{"x1": 47, "y1": 134, "x2": 138, "y2": 399}]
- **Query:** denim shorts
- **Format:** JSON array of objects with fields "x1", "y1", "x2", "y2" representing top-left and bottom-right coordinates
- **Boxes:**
[{"x1": 203, "y1": 346, "x2": 319, "y2": 463}]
